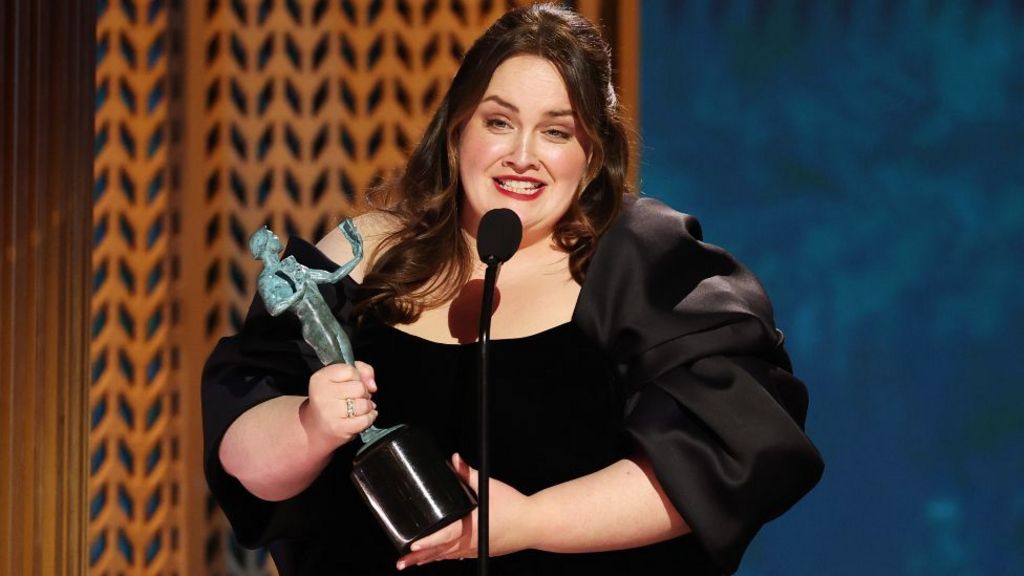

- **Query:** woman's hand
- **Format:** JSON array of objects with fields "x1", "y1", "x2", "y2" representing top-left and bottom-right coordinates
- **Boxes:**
[
  {"x1": 218, "y1": 361, "x2": 378, "y2": 502},
  {"x1": 396, "y1": 453, "x2": 536, "y2": 570},
  {"x1": 300, "y1": 361, "x2": 378, "y2": 453}
]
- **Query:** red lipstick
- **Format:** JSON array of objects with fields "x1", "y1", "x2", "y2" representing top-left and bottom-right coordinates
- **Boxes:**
[{"x1": 492, "y1": 176, "x2": 546, "y2": 201}]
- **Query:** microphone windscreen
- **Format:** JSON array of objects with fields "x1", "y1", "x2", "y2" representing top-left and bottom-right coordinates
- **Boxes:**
[{"x1": 476, "y1": 208, "x2": 522, "y2": 264}]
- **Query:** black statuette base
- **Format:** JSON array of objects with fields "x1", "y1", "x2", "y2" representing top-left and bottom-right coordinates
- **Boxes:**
[{"x1": 350, "y1": 425, "x2": 478, "y2": 553}]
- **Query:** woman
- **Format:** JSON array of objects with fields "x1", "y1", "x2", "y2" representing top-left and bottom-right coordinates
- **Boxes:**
[{"x1": 203, "y1": 4, "x2": 823, "y2": 575}]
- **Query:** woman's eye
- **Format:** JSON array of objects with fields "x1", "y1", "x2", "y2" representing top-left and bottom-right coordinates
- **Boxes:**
[
  {"x1": 545, "y1": 128, "x2": 571, "y2": 140},
  {"x1": 485, "y1": 118, "x2": 511, "y2": 130}
]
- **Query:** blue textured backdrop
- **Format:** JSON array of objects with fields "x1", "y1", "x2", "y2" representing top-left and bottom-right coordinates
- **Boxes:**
[{"x1": 640, "y1": 1, "x2": 1024, "y2": 574}]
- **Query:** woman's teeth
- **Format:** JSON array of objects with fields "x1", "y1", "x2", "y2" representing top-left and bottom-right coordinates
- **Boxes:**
[{"x1": 496, "y1": 179, "x2": 543, "y2": 194}]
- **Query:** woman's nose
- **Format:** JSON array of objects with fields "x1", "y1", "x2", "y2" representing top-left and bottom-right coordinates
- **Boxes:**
[{"x1": 501, "y1": 134, "x2": 539, "y2": 172}]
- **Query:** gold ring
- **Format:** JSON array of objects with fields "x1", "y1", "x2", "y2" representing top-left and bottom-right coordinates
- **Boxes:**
[{"x1": 345, "y1": 398, "x2": 356, "y2": 418}]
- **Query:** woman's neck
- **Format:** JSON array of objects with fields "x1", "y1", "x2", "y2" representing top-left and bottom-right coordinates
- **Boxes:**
[
  {"x1": 395, "y1": 230, "x2": 578, "y2": 343},
  {"x1": 463, "y1": 228, "x2": 565, "y2": 280}
]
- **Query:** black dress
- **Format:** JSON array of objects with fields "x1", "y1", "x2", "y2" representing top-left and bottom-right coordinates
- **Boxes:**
[{"x1": 202, "y1": 197, "x2": 824, "y2": 575}]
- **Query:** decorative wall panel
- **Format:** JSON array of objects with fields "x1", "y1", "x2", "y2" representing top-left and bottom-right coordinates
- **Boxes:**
[{"x1": 90, "y1": 0, "x2": 179, "y2": 573}]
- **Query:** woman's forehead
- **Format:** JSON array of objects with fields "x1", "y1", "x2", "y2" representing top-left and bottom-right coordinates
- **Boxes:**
[{"x1": 478, "y1": 55, "x2": 573, "y2": 114}]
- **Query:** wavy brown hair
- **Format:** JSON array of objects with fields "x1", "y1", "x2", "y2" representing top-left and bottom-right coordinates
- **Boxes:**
[{"x1": 357, "y1": 3, "x2": 635, "y2": 324}]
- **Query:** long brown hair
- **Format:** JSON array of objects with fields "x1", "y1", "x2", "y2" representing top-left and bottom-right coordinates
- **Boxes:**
[{"x1": 357, "y1": 3, "x2": 634, "y2": 324}]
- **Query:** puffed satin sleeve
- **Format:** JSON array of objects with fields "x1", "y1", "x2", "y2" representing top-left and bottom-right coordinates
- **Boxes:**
[
  {"x1": 201, "y1": 237, "x2": 356, "y2": 547},
  {"x1": 573, "y1": 197, "x2": 824, "y2": 574}
]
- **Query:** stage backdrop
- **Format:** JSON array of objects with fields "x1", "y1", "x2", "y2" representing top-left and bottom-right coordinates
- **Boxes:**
[
  {"x1": 87, "y1": 1, "x2": 636, "y2": 574},
  {"x1": 641, "y1": 1, "x2": 1024, "y2": 575}
]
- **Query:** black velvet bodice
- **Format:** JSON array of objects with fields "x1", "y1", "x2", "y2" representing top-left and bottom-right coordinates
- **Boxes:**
[
  {"x1": 356, "y1": 320, "x2": 626, "y2": 496},
  {"x1": 272, "y1": 316, "x2": 710, "y2": 576}
]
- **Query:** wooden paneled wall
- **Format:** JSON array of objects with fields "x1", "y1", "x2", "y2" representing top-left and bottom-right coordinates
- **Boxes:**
[
  {"x1": 0, "y1": 1, "x2": 96, "y2": 576},
  {"x1": 87, "y1": 1, "x2": 637, "y2": 575}
]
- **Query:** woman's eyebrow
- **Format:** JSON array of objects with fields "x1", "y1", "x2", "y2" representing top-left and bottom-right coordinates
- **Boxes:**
[
  {"x1": 480, "y1": 94, "x2": 518, "y2": 111},
  {"x1": 481, "y1": 94, "x2": 574, "y2": 118}
]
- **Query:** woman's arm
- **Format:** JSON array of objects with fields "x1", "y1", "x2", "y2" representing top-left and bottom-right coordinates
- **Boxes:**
[
  {"x1": 396, "y1": 454, "x2": 690, "y2": 569},
  {"x1": 218, "y1": 362, "x2": 378, "y2": 502},
  {"x1": 527, "y1": 456, "x2": 690, "y2": 553},
  {"x1": 219, "y1": 395, "x2": 330, "y2": 501}
]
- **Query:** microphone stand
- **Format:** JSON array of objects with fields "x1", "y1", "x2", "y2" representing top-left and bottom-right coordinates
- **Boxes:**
[
  {"x1": 477, "y1": 256, "x2": 500, "y2": 576},
  {"x1": 473, "y1": 207, "x2": 520, "y2": 576}
]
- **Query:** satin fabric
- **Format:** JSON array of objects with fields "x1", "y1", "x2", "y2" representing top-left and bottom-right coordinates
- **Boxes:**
[{"x1": 574, "y1": 196, "x2": 824, "y2": 573}]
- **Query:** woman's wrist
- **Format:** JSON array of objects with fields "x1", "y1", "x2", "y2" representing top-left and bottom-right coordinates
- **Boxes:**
[
  {"x1": 518, "y1": 491, "x2": 560, "y2": 552},
  {"x1": 515, "y1": 492, "x2": 554, "y2": 553},
  {"x1": 297, "y1": 397, "x2": 344, "y2": 461}
]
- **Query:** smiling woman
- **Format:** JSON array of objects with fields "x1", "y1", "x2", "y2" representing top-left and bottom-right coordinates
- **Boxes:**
[
  {"x1": 458, "y1": 55, "x2": 591, "y2": 249},
  {"x1": 202, "y1": 4, "x2": 824, "y2": 576},
  {"x1": 349, "y1": 3, "x2": 634, "y2": 327}
]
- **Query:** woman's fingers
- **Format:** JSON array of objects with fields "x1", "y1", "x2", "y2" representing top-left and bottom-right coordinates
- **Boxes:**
[
  {"x1": 410, "y1": 519, "x2": 462, "y2": 551},
  {"x1": 311, "y1": 373, "x2": 373, "y2": 402},
  {"x1": 399, "y1": 521, "x2": 466, "y2": 570},
  {"x1": 397, "y1": 543, "x2": 456, "y2": 570},
  {"x1": 353, "y1": 360, "x2": 377, "y2": 392},
  {"x1": 318, "y1": 404, "x2": 377, "y2": 443},
  {"x1": 397, "y1": 458, "x2": 531, "y2": 569},
  {"x1": 315, "y1": 363, "x2": 373, "y2": 387},
  {"x1": 399, "y1": 497, "x2": 478, "y2": 570},
  {"x1": 333, "y1": 380, "x2": 373, "y2": 401},
  {"x1": 452, "y1": 453, "x2": 478, "y2": 489},
  {"x1": 305, "y1": 362, "x2": 379, "y2": 448},
  {"x1": 341, "y1": 397, "x2": 376, "y2": 418},
  {"x1": 317, "y1": 362, "x2": 360, "y2": 382},
  {"x1": 334, "y1": 397, "x2": 377, "y2": 427},
  {"x1": 343, "y1": 408, "x2": 378, "y2": 432}
]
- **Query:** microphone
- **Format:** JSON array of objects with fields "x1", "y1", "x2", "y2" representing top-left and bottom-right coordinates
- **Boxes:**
[
  {"x1": 476, "y1": 208, "x2": 522, "y2": 265},
  {"x1": 474, "y1": 208, "x2": 520, "y2": 576}
]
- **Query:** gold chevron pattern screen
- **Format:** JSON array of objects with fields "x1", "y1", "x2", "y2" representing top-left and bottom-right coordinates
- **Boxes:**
[
  {"x1": 90, "y1": 1, "x2": 634, "y2": 574},
  {"x1": 91, "y1": 0, "x2": 177, "y2": 573}
]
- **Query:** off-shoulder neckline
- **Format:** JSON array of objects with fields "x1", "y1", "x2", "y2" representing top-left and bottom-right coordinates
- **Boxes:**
[
  {"x1": 297, "y1": 228, "x2": 582, "y2": 345},
  {"x1": 365, "y1": 319, "x2": 577, "y2": 347},
  {"x1": 337, "y1": 273, "x2": 579, "y2": 346}
]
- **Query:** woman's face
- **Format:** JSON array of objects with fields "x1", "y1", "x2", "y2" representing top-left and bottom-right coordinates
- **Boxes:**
[{"x1": 457, "y1": 55, "x2": 590, "y2": 247}]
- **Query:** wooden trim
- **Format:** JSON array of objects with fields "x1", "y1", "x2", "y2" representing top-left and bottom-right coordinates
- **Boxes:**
[
  {"x1": 617, "y1": 0, "x2": 640, "y2": 127},
  {"x1": 616, "y1": 1, "x2": 641, "y2": 185},
  {"x1": 0, "y1": 1, "x2": 95, "y2": 575},
  {"x1": 177, "y1": 0, "x2": 217, "y2": 572}
]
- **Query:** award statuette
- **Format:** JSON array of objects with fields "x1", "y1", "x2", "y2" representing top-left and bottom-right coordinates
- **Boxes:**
[{"x1": 250, "y1": 221, "x2": 477, "y2": 553}]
